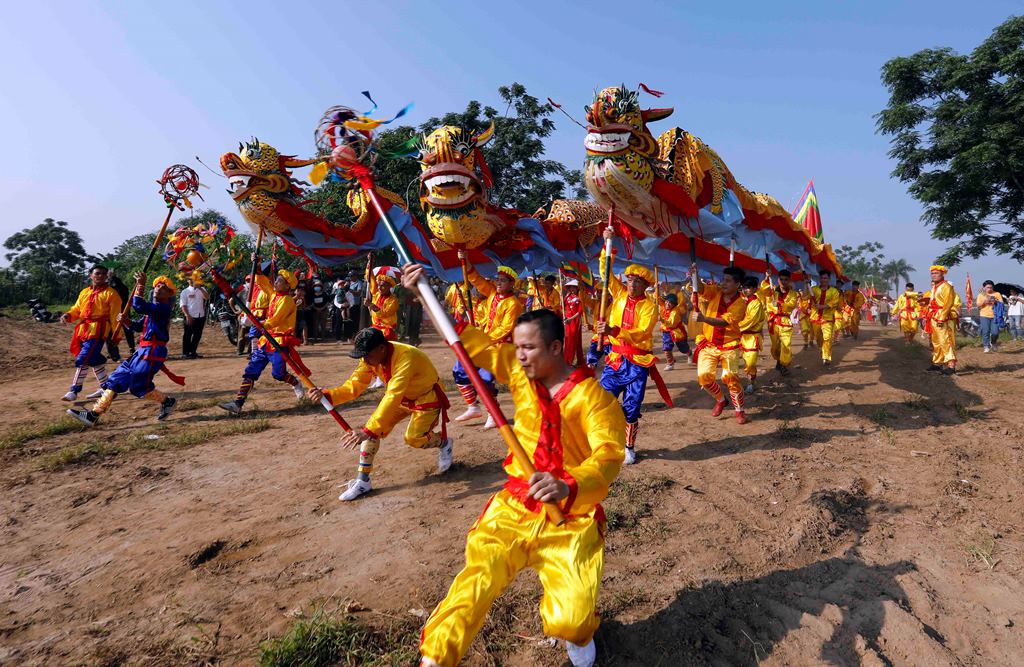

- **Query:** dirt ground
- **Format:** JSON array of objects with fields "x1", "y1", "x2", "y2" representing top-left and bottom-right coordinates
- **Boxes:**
[{"x1": 1, "y1": 315, "x2": 1023, "y2": 666}]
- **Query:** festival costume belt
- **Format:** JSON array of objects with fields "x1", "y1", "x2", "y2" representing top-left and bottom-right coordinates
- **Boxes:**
[
  {"x1": 740, "y1": 333, "x2": 763, "y2": 352},
  {"x1": 139, "y1": 340, "x2": 186, "y2": 386},
  {"x1": 691, "y1": 337, "x2": 742, "y2": 364},
  {"x1": 400, "y1": 382, "x2": 451, "y2": 440},
  {"x1": 70, "y1": 315, "x2": 110, "y2": 355},
  {"x1": 610, "y1": 343, "x2": 674, "y2": 408},
  {"x1": 259, "y1": 333, "x2": 312, "y2": 375},
  {"x1": 767, "y1": 312, "x2": 793, "y2": 334}
]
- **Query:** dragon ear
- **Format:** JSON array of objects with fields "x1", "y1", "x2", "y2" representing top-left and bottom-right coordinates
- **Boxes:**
[
  {"x1": 473, "y1": 122, "x2": 495, "y2": 147},
  {"x1": 281, "y1": 156, "x2": 319, "y2": 168},
  {"x1": 641, "y1": 107, "x2": 674, "y2": 123}
]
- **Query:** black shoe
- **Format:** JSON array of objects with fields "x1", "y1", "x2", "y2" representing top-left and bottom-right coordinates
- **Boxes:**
[
  {"x1": 941, "y1": 367, "x2": 956, "y2": 375},
  {"x1": 218, "y1": 400, "x2": 243, "y2": 414},
  {"x1": 66, "y1": 408, "x2": 98, "y2": 427},
  {"x1": 158, "y1": 396, "x2": 176, "y2": 421},
  {"x1": 823, "y1": 359, "x2": 831, "y2": 367},
  {"x1": 779, "y1": 365, "x2": 790, "y2": 376},
  {"x1": 927, "y1": 364, "x2": 942, "y2": 372}
]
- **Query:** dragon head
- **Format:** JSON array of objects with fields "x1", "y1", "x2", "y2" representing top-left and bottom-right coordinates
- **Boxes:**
[
  {"x1": 417, "y1": 124, "x2": 502, "y2": 248},
  {"x1": 220, "y1": 139, "x2": 316, "y2": 231}
]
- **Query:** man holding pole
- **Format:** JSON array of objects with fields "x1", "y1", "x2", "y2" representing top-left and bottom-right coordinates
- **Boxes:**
[
  {"x1": 693, "y1": 264, "x2": 750, "y2": 424},
  {"x1": 307, "y1": 327, "x2": 453, "y2": 501},
  {"x1": 219, "y1": 269, "x2": 306, "y2": 413},
  {"x1": 60, "y1": 265, "x2": 122, "y2": 402},
  {"x1": 806, "y1": 269, "x2": 842, "y2": 367},
  {"x1": 452, "y1": 260, "x2": 524, "y2": 429},
  {"x1": 402, "y1": 263, "x2": 624, "y2": 667},
  {"x1": 595, "y1": 227, "x2": 665, "y2": 465},
  {"x1": 760, "y1": 269, "x2": 799, "y2": 374},
  {"x1": 738, "y1": 275, "x2": 767, "y2": 394}
]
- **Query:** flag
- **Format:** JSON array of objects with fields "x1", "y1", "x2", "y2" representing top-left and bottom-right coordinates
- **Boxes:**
[
  {"x1": 560, "y1": 260, "x2": 593, "y2": 290},
  {"x1": 965, "y1": 273, "x2": 974, "y2": 315},
  {"x1": 791, "y1": 180, "x2": 823, "y2": 240}
]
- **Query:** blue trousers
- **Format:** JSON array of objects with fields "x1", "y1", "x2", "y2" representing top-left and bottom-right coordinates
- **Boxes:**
[
  {"x1": 587, "y1": 341, "x2": 610, "y2": 367},
  {"x1": 600, "y1": 358, "x2": 649, "y2": 423},
  {"x1": 104, "y1": 347, "x2": 165, "y2": 397},
  {"x1": 74, "y1": 339, "x2": 107, "y2": 368},
  {"x1": 452, "y1": 360, "x2": 496, "y2": 395},
  {"x1": 244, "y1": 346, "x2": 290, "y2": 381},
  {"x1": 980, "y1": 317, "x2": 997, "y2": 347},
  {"x1": 662, "y1": 332, "x2": 690, "y2": 354}
]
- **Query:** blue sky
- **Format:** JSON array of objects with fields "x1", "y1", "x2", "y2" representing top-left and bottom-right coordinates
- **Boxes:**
[{"x1": 1, "y1": 0, "x2": 1020, "y2": 291}]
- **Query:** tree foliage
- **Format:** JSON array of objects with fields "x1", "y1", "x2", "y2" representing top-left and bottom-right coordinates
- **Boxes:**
[
  {"x1": 1, "y1": 218, "x2": 95, "y2": 306},
  {"x1": 876, "y1": 15, "x2": 1024, "y2": 264},
  {"x1": 835, "y1": 242, "x2": 915, "y2": 292}
]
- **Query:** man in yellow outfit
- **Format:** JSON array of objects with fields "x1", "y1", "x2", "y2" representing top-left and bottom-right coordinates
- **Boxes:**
[
  {"x1": 454, "y1": 257, "x2": 524, "y2": 429},
  {"x1": 798, "y1": 292, "x2": 815, "y2": 349},
  {"x1": 405, "y1": 263, "x2": 623, "y2": 667},
  {"x1": 926, "y1": 265, "x2": 959, "y2": 374},
  {"x1": 444, "y1": 282, "x2": 473, "y2": 325},
  {"x1": 528, "y1": 274, "x2": 562, "y2": 313},
  {"x1": 60, "y1": 265, "x2": 123, "y2": 401},
  {"x1": 595, "y1": 227, "x2": 670, "y2": 465},
  {"x1": 738, "y1": 275, "x2": 767, "y2": 393},
  {"x1": 367, "y1": 270, "x2": 399, "y2": 340},
  {"x1": 760, "y1": 269, "x2": 800, "y2": 375},
  {"x1": 893, "y1": 283, "x2": 920, "y2": 345},
  {"x1": 693, "y1": 264, "x2": 750, "y2": 424},
  {"x1": 806, "y1": 270, "x2": 842, "y2": 367},
  {"x1": 219, "y1": 269, "x2": 306, "y2": 413},
  {"x1": 308, "y1": 327, "x2": 453, "y2": 501},
  {"x1": 846, "y1": 281, "x2": 867, "y2": 339},
  {"x1": 659, "y1": 293, "x2": 689, "y2": 371}
]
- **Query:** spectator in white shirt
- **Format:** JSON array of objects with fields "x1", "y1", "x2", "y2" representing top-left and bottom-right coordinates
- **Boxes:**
[
  {"x1": 1007, "y1": 288, "x2": 1024, "y2": 341},
  {"x1": 179, "y1": 276, "x2": 209, "y2": 358}
]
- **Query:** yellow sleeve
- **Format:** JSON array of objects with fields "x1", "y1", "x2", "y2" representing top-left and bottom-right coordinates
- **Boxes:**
[
  {"x1": 488, "y1": 297, "x2": 524, "y2": 344},
  {"x1": 466, "y1": 265, "x2": 495, "y2": 297},
  {"x1": 105, "y1": 289, "x2": 123, "y2": 335},
  {"x1": 264, "y1": 295, "x2": 296, "y2": 333},
  {"x1": 364, "y1": 350, "x2": 414, "y2": 435},
  {"x1": 460, "y1": 325, "x2": 519, "y2": 386},
  {"x1": 738, "y1": 299, "x2": 764, "y2": 333},
  {"x1": 724, "y1": 297, "x2": 747, "y2": 327},
  {"x1": 615, "y1": 299, "x2": 657, "y2": 347},
  {"x1": 565, "y1": 385, "x2": 625, "y2": 510},
  {"x1": 826, "y1": 289, "x2": 842, "y2": 310},
  {"x1": 598, "y1": 247, "x2": 624, "y2": 298},
  {"x1": 324, "y1": 362, "x2": 374, "y2": 405},
  {"x1": 254, "y1": 274, "x2": 272, "y2": 295},
  {"x1": 664, "y1": 309, "x2": 681, "y2": 329},
  {"x1": 380, "y1": 295, "x2": 399, "y2": 323},
  {"x1": 937, "y1": 284, "x2": 957, "y2": 321},
  {"x1": 65, "y1": 288, "x2": 88, "y2": 321},
  {"x1": 756, "y1": 280, "x2": 773, "y2": 302}
]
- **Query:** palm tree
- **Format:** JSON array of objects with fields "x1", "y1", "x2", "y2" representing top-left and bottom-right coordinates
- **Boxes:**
[{"x1": 882, "y1": 259, "x2": 915, "y2": 294}]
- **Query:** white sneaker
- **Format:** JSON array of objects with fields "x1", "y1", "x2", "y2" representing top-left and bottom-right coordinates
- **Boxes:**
[
  {"x1": 983, "y1": 347, "x2": 991, "y2": 353},
  {"x1": 623, "y1": 446, "x2": 637, "y2": 465},
  {"x1": 369, "y1": 376, "x2": 385, "y2": 389},
  {"x1": 86, "y1": 389, "x2": 104, "y2": 399},
  {"x1": 62, "y1": 391, "x2": 78, "y2": 402},
  {"x1": 437, "y1": 438, "x2": 454, "y2": 473},
  {"x1": 339, "y1": 478, "x2": 372, "y2": 501},
  {"x1": 745, "y1": 383, "x2": 755, "y2": 394},
  {"x1": 293, "y1": 383, "x2": 306, "y2": 400},
  {"x1": 482, "y1": 414, "x2": 497, "y2": 430},
  {"x1": 454, "y1": 404, "x2": 483, "y2": 422},
  {"x1": 663, "y1": 363, "x2": 675, "y2": 371},
  {"x1": 566, "y1": 639, "x2": 596, "y2": 667}
]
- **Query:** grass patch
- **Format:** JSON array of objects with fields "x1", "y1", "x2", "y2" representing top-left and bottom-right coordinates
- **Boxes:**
[
  {"x1": 604, "y1": 588, "x2": 650, "y2": 616},
  {"x1": 38, "y1": 418, "x2": 271, "y2": 471},
  {"x1": 902, "y1": 394, "x2": 931, "y2": 410},
  {"x1": 605, "y1": 476, "x2": 673, "y2": 532},
  {"x1": 176, "y1": 397, "x2": 228, "y2": 412},
  {"x1": 953, "y1": 402, "x2": 987, "y2": 421},
  {"x1": 258, "y1": 607, "x2": 418, "y2": 667},
  {"x1": 1, "y1": 417, "x2": 87, "y2": 450},
  {"x1": 880, "y1": 426, "x2": 896, "y2": 446},
  {"x1": 965, "y1": 535, "x2": 999, "y2": 571},
  {"x1": 773, "y1": 420, "x2": 814, "y2": 442},
  {"x1": 869, "y1": 408, "x2": 893, "y2": 425}
]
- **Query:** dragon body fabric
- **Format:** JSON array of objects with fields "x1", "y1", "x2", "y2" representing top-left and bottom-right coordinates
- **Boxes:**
[{"x1": 583, "y1": 85, "x2": 842, "y2": 276}]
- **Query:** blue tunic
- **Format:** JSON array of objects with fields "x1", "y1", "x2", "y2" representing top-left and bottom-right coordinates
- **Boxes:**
[{"x1": 103, "y1": 297, "x2": 171, "y2": 397}]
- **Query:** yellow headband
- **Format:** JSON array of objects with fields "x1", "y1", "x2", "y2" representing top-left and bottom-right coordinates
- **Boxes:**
[
  {"x1": 278, "y1": 269, "x2": 298, "y2": 289},
  {"x1": 624, "y1": 264, "x2": 653, "y2": 285},
  {"x1": 496, "y1": 266, "x2": 519, "y2": 281},
  {"x1": 152, "y1": 275, "x2": 177, "y2": 295},
  {"x1": 929, "y1": 264, "x2": 947, "y2": 273}
]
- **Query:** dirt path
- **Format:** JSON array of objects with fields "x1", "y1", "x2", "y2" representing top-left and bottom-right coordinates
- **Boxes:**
[{"x1": 1, "y1": 320, "x2": 1022, "y2": 665}]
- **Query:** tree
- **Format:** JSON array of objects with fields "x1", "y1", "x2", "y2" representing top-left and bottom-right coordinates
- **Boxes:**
[
  {"x1": 876, "y1": 16, "x2": 1024, "y2": 264},
  {"x1": 2, "y1": 218, "x2": 95, "y2": 305},
  {"x1": 836, "y1": 241, "x2": 887, "y2": 285},
  {"x1": 881, "y1": 258, "x2": 916, "y2": 293}
]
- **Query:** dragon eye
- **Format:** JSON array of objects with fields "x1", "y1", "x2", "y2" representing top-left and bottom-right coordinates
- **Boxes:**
[{"x1": 454, "y1": 142, "x2": 472, "y2": 156}]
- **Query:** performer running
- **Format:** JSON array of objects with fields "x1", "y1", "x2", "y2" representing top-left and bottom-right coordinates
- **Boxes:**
[
  {"x1": 692, "y1": 264, "x2": 750, "y2": 424},
  {"x1": 586, "y1": 278, "x2": 609, "y2": 367},
  {"x1": 60, "y1": 265, "x2": 123, "y2": 402},
  {"x1": 659, "y1": 293, "x2": 689, "y2": 371},
  {"x1": 806, "y1": 270, "x2": 842, "y2": 366},
  {"x1": 219, "y1": 269, "x2": 306, "y2": 413},
  {"x1": 308, "y1": 327, "x2": 454, "y2": 501},
  {"x1": 798, "y1": 291, "x2": 815, "y2": 349},
  {"x1": 67, "y1": 272, "x2": 178, "y2": 426},
  {"x1": 738, "y1": 275, "x2": 767, "y2": 393},
  {"x1": 845, "y1": 281, "x2": 867, "y2": 339},
  {"x1": 367, "y1": 269, "x2": 399, "y2": 340},
  {"x1": 595, "y1": 228, "x2": 667, "y2": 465},
  {"x1": 561, "y1": 279, "x2": 586, "y2": 367},
  {"x1": 403, "y1": 265, "x2": 624, "y2": 667},
  {"x1": 894, "y1": 283, "x2": 920, "y2": 345},
  {"x1": 926, "y1": 265, "x2": 960, "y2": 374},
  {"x1": 761, "y1": 269, "x2": 800, "y2": 375},
  {"x1": 452, "y1": 257, "x2": 524, "y2": 429}
]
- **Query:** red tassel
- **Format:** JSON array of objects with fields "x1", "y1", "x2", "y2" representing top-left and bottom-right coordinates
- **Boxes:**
[
  {"x1": 474, "y1": 148, "x2": 494, "y2": 189},
  {"x1": 638, "y1": 83, "x2": 664, "y2": 97}
]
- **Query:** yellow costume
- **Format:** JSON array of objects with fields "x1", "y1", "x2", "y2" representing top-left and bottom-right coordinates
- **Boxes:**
[
  {"x1": 894, "y1": 291, "x2": 920, "y2": 335},
  {"x1": 254, "y1": 274, "x2": 297, "y2": 347},
  {"x1": 808, "y1": 285, "x2": 842, "y2": 362},
  {"x1": 927, "y1": 278, "x2": 959, "y2": 366},
  {"x1": 761, "y1": 280, "x2": 799, "y2": 368},
  {"x1": 325, "y1": 342, "x2": 447, "y2": 475},
  {"x1": 421, "y1": 326, "x2": 626, "y2": 666},
  {"x1": 368, "y1": 272, "x2": 399, "y2": 339},
  {"x1": 738, "y1": 293, "x2": 767, "y2": 383},
  {"x1": 445, "y1": 282, "x2": 473, "y2": 324},
  {"x1": 695, "y1": 283, "x2": 747, "y2": 413},
  {"x1": 528, "y1": 280, "x2": 562, "y2": 313},
  {"x1": 466, "y1": 266, "x2": 525, "y2": 343},
  {"x1": 798, "y1": 294, "x2": 814, "y2": 345},
  {"x1": 844, "y1": 290, "x2": 866, "y2": 337},
  {"x1": 66, "y1": 285, "x2": 122, "y2": 343}
]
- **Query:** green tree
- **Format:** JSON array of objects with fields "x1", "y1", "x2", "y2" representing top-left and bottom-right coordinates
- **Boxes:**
[
  {"x1": 881, "y1": 258, "x2": 916, "y2": 293},
  {"x1": 2, "y1": 218, "x2": 95, "y2": 305},
  {"x1": 876, "y1": 16, "x2": 1024, "y2": 264}
]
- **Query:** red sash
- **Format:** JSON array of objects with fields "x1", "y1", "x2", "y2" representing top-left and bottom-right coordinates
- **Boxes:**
[
  {"x1": 139, "y1": 340, "x2": 186, "y2": 386},
  {"x1": 69, "y1": 288, "x2": 109, "y2": 354}
]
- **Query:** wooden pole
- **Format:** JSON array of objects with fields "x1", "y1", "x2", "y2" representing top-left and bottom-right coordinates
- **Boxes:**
[{"x1": 111, "y1": 205, "x2": 174, "y2": 344}]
